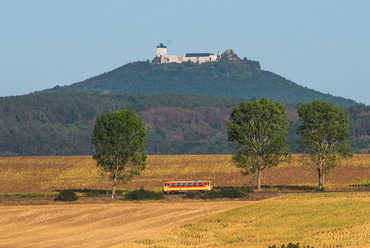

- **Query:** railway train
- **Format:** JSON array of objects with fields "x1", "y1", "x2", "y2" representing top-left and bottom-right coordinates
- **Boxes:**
[{"x1": 163, "y1": 180, "x2": 213, "y2": 193}]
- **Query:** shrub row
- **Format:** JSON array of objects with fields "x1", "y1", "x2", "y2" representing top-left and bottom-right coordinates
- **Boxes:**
[
  {"x1": 55, "y1": 190, "x2": 78, "y2": 201},
  {"x1": 53, "y1": 187, "x2": 250, "y2": 202},
  {"x1": 269, "y1": 243, "x2": 313, "y2": 248},
  {"x1": 200, "y1": 187, "x2": 247, "y2": 200},
  {"x1": 124, "y1": 188, "x2": 164, "y2": 201}
]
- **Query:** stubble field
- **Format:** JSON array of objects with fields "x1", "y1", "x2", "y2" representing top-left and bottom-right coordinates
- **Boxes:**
[
  {"x1": 0, "y1": 155, "x2": 369, "y2": 247},
  {"x1": 0, "y1": 200, "x2": 251, "y2": 248}
]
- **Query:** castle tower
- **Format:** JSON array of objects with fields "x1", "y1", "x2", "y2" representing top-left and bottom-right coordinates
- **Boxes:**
[{"x1": 156, "y1": 43, "x2": 167, "y2": 57}]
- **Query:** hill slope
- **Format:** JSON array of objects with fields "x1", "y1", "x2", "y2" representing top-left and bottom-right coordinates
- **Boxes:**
[
  {"x1": 1, "y1": 94, "x2": 368, "y2": 156},
  {"x1": 2, "y1": 50, "x2": 365, "y2": 156},
  {"x1": 40, "y1": 50, "x2": 357, "y2": 107}
]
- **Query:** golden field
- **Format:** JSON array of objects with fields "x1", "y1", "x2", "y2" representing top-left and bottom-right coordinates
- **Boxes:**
[
  {"x1": 126, "y1": 192, "x2": 370, "y2": 248},
  {"x1": 0, "y1": 155, "x2": 369, "y2": 248},
  {"x1": 0, "y1": 154, "x2": 369, "y2": 194}
]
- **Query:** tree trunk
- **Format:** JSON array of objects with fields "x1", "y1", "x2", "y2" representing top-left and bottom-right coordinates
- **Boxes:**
[
  {"x1": 257, "y1": 169, "x2": 261, "y2": 192},
  {"x1": 112, "y1": 184, "x2": 116, "y2": 197},
  {"x1": 318, "y1": 167, "x2": 323, "y2": 190},
  {"x1": 322, "y1": 173, "x2": 325, "y2": 188},
  {"x1": 112, "y1": 174, "x2": 117, "y2": 197},
  {"x1": 112, "y1": 164, "x2": 119, "y2": 198}
]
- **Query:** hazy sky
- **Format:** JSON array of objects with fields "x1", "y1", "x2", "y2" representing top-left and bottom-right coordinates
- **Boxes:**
[{"x1": 1, "y1": 1, "x2": 369, "y2": 105}]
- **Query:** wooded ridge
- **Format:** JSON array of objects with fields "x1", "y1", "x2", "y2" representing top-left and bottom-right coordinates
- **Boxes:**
[
  {"x1": 2, "y1": 50, "x2": 367, "y2": 156},
  {"x1": 1, "y1": 94, "x2": 368, "y2": 156}
]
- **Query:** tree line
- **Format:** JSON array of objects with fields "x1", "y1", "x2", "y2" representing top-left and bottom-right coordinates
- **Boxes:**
[
  {"x1": 94, "y1": 99, "x2": 352, "y2": 196},
  {"x1": 0, "y1": 93, "x2": 369, "y2": 157}
]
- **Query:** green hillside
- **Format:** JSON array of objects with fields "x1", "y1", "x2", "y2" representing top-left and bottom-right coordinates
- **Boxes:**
[
  {"x1": 40, "y1": 50, "x2": 357, "y2": 107},
  {"x1": 0, "y1": 94, "x2": 242, "y2": 156},
  {"x1": 2, "y1": 50, "x2": 366, "y2": 156},
  {"x1": 0, "y1": 93, "x2": 368, "y2": 156}
]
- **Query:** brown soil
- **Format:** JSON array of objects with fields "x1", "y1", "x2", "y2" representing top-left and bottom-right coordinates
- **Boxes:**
[{"x1": 0, "y1": 198, "x2": 251, "y2": 248}]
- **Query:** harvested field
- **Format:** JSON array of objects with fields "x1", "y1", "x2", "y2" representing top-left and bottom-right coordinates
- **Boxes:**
[
  {"x1": 0, "y1": 200, "x2": 250, "y2": 248},
  {"x1": 127, "y1": 192, "x2": 370, "y2": 248}
]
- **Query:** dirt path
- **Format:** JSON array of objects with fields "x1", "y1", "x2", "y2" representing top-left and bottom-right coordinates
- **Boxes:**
[{"x1": 0, "y1": 200, "x2": 251, "y2": 248}]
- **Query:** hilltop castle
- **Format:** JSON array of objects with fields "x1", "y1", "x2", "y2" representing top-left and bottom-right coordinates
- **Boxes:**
[{"x1": 156, "y1": 43, "x2": 221, "y2": 64}]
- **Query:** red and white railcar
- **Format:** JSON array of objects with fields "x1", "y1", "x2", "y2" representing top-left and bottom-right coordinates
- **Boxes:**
[{"x1": 163, "y1": 180, "x2": 213, "y2": 193}]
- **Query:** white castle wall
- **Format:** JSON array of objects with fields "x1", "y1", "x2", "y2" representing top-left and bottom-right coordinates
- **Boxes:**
[
  {"x1": 156, "y1": 44, "x2": 220, "y2": 64},
  {"x1": 157, "y1": 47, "x2": 167, "y2": 57}
]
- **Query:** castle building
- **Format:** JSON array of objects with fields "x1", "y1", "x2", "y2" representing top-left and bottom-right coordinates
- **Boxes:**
[{"x1": 156, "y1": 43, "x2": 221, "y2": 64}]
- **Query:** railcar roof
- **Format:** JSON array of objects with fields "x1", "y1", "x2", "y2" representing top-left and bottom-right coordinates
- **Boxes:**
[{"x1": 164, "y1": 180, "x2": 211, "y2": 183}]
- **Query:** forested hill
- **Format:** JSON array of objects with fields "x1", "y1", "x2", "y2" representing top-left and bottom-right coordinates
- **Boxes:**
[
  {"x1": 3, "y1": 50, "x2": 365, "y2": 156},
  {"x1": 1, "y1": 93, "x2": 369, "y2": 157},
  {"x1": 39, "y1": 50, "x2": 358, "y2": 107}
]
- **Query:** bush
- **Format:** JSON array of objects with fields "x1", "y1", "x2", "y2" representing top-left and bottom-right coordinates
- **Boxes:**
[
  {"x1": 185, "y1": 191, "x2": 201, "y2": 199},
  {"x1": 55, "y1": 190, "x2": 78, "y2": 201},
  {"x1": 201, "y1": 187, "x2": 246, "y2": 200},
  {"x1": 268, "y1": 243, "x2": 314, "y2": 248},
  {"x1": 316, "y1": 187, "x2": 325, "y2": 192},
  {"x1": 242, "y1": 185, "x2": 254, "y2": 192},
  {"x1": 124, "y1": 188, "x2": 164, "y2": 201}
]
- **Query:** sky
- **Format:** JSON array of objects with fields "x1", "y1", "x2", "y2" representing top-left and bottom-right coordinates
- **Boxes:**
[{"x1": 1, "y1": 1, "x2": 369, "y2": 105}]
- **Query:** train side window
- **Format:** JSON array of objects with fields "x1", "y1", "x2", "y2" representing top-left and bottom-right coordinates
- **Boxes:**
[
  {"x1": 198, "y1": 183, "x2": 203, "y2": 186},
  {"x1": 176, "y1": 183, "x2": 181, "y2": 187},
  {"x1": 187, "y1": 183, "x2": 192, "y2": 186},
  {"x1": 171, "y1": 184, "x2": 175, "y2": 187},
  {"x1": 193, "y1": 183, "x2": 197, "y2": 186},
  {"x1": 182, "y1": 183, "x2": 186, "y2": 187}
]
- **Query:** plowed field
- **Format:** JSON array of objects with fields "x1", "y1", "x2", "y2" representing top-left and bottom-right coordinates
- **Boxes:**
[{"x1": 0, "y1": 200, "x2": 250, "y2": 248}]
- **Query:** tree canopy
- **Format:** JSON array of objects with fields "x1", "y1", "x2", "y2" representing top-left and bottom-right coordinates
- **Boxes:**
[
  {"x1": 91, "y1": 109, "x2": 147, "y2": 196},
  {"x1": 227, "y1": 98, "x2": 291, "y2": 191},
  {"x1": 297, "y1": 100, "x2": 352, "y2": 189},
  {"x1": 0, "y1": 94, "x2": 368, "y2": 157}
]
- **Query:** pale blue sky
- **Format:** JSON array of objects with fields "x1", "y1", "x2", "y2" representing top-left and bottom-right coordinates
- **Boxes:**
[{"x1": 1, "y1": 1, "x2": 369, "y2": 105}]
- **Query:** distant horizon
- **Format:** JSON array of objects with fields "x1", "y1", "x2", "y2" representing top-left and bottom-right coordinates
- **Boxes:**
[{"x1": 1, "y1": 1, "x2": 369, "y2": 105}]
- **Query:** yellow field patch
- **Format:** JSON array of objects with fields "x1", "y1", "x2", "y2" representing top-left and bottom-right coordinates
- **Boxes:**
[
  {"x1": 130, "y1": 193, "x2": 370, "y2": 248},
  {"x1": 0, "y1": 154, "x2": 369, "y2": 194}
]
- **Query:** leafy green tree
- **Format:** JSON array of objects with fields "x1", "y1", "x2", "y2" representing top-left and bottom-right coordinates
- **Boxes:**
[
  {"x1": 227, "y1": 98, "x2": 291, "y2": 191},
  {"x1": 91, "y1": 109, "x2": 147, "y2": 197},
  {"x1": 297, "y1": 100, "x2": 352, "y2": 190}
]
